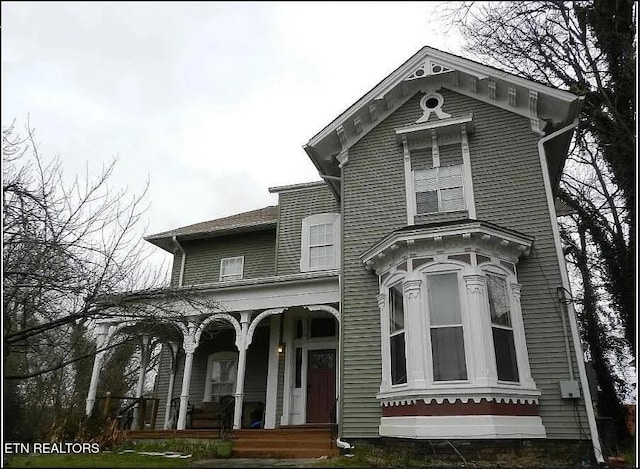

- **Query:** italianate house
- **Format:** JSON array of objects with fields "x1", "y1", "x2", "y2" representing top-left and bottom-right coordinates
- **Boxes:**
[{"x1": 84, "y1": 46, "x2": 602, "y2": 461}]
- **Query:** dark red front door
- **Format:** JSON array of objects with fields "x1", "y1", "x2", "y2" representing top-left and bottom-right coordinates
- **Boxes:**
[{"x1": 306, "y1": 349, "x2": 336, "y2": 423}]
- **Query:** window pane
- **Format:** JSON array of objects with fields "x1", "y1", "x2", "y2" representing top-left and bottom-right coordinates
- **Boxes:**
[
  {"x1": 416, "y1": 191, "x2": 438, "y2": 214},
  {"x1": 310, "y1": 223, "x2": 333, "y2": 246},
  {"x1": 439, "y1": 165, "x2": 463, "y2": 188},
  {"x1": 493, "y1": 328, "x2": 519, "y2": 382},
  {"x1": 414, "y1": 169, "x2": 438, "y2": 192},
  {"x1": 390, "y1": 333, "x2": 407, "y2": 385},
  {"x1": 389, "y1": 284, "x2": 404, "y2": 332},
  {"x1": 310, "y1": 245, "x2": 334, "y2": 268},
  {"x1": 440, "y1": 187, "x2": 465, "y2": 211},
  {"x1": 295, "y1": 347, "x2": 302, "y2": 388},
  {"x1": 427, "y1": 273, "x2": 461, "y2": 325},
  {"x1": 431, "y1": 327, "x2": 467, "y2": 381},
  {"x1": 487, "y1": 275, "x2": 511, "y2": 326}
]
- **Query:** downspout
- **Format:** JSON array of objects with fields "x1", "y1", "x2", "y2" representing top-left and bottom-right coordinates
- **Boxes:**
[
  {"x1": 172, "y1": 235, "x2": 186, "y2": 287},
  {"x1": 537, "y1": 118, "x2": 604, "y2": 463}
]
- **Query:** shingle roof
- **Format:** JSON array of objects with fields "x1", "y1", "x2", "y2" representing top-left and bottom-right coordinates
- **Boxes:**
[{"x1": 145, "y1": 205, "x2": 278, "y2": 251}]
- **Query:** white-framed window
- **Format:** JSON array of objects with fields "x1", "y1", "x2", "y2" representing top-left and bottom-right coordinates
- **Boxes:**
[
  {"x1": 389, "y1": 283, "x2": 407, "y2": 385},
  {"x1": 300, "y1": 213, "x2": 341, "y2": 272},
  {"x1": 220, "y1": 256, "x2": 244, "y2": 281},
  {"x1": 486, "y1": 273, "x2": 519, "y2": 382},
  {"x1": 426, "y1": 271, "x2": 467, "y2": 381},
  {"x1": 415, "y1": 164, "x2": 465, "y2": 214},
  {"x1": 204, "y1": 351, "x2": 238, "y2": 402}
]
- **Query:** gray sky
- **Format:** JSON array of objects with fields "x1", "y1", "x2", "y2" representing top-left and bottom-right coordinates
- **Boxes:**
[{"x1": 2, "y1": 1, "x2": 463, "y2": 272}]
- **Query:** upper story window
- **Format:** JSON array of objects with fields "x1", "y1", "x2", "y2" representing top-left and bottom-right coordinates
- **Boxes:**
[
  {"x1": 426, "y1": 272, "x2": 467, "y2": 381},
  {"x1": 415, "y1": 165, "x2": 465, "y2": 214},
  {"x1": 220, "y1": 256, "x2": 244, "y2": 281},
  {"x1": 389, "y1": 283, "x2": 407, "y2": 385},
  {"x1": 300, "y1": 213, "x2": 341, "y2": 272}
]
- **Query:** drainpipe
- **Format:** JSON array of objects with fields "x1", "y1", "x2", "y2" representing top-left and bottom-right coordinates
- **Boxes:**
[
  {"x1": 537, "y1": 118, "x2": 604, "y2": 463},
  {"x1": 172, "y1": 236, "x2": 186, "y2": 287}
]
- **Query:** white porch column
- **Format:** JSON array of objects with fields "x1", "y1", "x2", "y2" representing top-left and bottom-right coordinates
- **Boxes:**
[
  {"x1": 85, "y1": 324, "x2": 109, "y2": 416},
  {"x1": 403, "y1": 279, "x2": 427, "y2": 389},
  {"x1": 131, "y1": 335, "x2": 151, "y2": 430},
  {"x1": 463, "y1": 274, "x2": 497, "y2": 386},
  {"x1": 376, "y1": 293, "x2": 390, "y2": 393},
  {"x1": 163, "y1": 341, "x2": 179, "y2": 430},
  {"x1": 233, "y1": 312, "x2": 251, "y2": 430},
  {"x1": 177, "y1": 335, "x2": 197, "y2": 430},
  {"x1": 264, "y1": 315, "x2": 281, "y2": 429},
  {"x1": 511, "y1": 283, "x2": 536, "y2": 388}
]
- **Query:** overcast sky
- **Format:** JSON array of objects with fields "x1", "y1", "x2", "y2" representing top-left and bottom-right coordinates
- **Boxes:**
[{"x1": 2, "y1": 1, "x2": 464, "y2": 272}]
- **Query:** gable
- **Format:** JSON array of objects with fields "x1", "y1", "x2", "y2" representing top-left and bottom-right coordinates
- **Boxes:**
[{"x1": 303, "y1": 46, "x2": 582, "y2": 196}]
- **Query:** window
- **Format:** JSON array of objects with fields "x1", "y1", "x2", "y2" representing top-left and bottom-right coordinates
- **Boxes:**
[
  {"x1": 220, "y1": 256, "x2": 244, "y2": 281},
  {"x1": 427, "y1": 272, "x2": 467, "y2": 381},
  {"x1": 415, "y1": 164, "x2": 465, "y2": 214},
  {"x1": 309, "y1": 223, "x2": 334, "y2": 268},
  {"x1": 487, "y1": 274, "x2": 519, "y2": 382},
  {"x1": 300, "y1": 213, "x2": 341, "y2": 272},
  {"x1": 309, "y1": 317, "x2": 336, "y2": 338},
  {"x1": 389, "y1": 283, "x2": 407, "y2": 385},
  {"x1": 204, "y1": 352, "x2": 238, "y2": 402}
]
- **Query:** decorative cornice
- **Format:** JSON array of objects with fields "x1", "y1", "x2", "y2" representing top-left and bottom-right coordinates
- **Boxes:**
[{"x1": 361, "y1": 221, "x2": 534, "y2": 275}]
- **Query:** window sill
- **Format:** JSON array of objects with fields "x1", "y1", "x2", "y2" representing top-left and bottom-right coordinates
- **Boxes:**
[{"x1": 414, "y1": 210, "x2": 469, "y2": 226}]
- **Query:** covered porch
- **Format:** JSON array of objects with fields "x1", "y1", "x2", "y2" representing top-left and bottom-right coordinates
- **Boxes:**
[{"x1": 85, "y1": 272, "x2": 340, "y2": 434}]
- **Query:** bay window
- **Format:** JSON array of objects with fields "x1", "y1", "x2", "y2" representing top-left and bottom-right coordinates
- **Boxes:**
[{"x1": 487, "y1": 273, "x2": 519, "y2": 382}]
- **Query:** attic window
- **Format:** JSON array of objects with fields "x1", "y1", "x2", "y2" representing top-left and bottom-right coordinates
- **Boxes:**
[{"x1": 425, "y1": 97, "x2": 439, "y2": 109}]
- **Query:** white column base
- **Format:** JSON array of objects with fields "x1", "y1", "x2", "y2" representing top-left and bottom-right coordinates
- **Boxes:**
[{"x1": 379, "y1": 415, "x2": 546, "y2": 439}]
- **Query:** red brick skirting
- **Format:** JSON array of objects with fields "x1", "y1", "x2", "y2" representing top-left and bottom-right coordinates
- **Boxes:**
[{"x1": 381, "y1": 399, "x2": 538, "y2": 417}]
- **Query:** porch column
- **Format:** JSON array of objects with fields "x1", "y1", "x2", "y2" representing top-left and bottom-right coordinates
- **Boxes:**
[
  {"x1": 233, "y1": 312, "x2": 251, "y2": 430},
  {"x1": 163, "y1": 341, "x2": 179, "y2": 429},
  {"x1": 85, "y1": 324, "x2": 109, "y2": 416},
  {"x1": 264, "y1": 315, "x2": 281, "y2": 429},
  {"x1": 131, "y1": 334, "x2": 151, "y2": 430},
  {"x1": 177, "y1": 335, "x2": 197, "y2": 430},
  {"x1": 403, "y1": 279, "x2": 427, "y2": 388}
]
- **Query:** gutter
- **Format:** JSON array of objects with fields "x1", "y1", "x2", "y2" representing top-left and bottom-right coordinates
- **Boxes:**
[
  {"x1": 537, "y1": 118, "x2": 604, "y2": 463},
  {"x1": 172, "y1": 236, "x2": 186, "y2": 287}
]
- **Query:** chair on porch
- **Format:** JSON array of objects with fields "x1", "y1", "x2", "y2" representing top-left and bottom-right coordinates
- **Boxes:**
[{"x1": 189, "y1": 395, "x2": 234, "y2": 430}]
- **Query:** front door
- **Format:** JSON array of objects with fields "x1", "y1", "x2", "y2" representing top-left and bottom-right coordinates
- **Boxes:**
[{"x1": 306, "y1": 349, "x2": 336, "y2": 423}]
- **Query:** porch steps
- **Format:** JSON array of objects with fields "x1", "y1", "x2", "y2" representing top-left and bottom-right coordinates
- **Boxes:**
[
  {"x1": 232, "y1": 426, "x2": 338, "y2": 458},
  {"x1": 125, "y1": 425, "x2": 339, "y2": 459}
]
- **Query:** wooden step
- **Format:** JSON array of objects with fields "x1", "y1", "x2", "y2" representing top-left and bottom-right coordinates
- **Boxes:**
[{"x1": 232, "y1": 438, "x2": 334, "y2": 450}]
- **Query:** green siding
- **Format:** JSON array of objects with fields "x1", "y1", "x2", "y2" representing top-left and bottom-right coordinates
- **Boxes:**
[
  {"x1": 342, "y1": 93, "x2": 421, "y2": 438},
  {"x1": 410, "y1": 148, "x2": 431, "y2": 171},
  {"x1": 276, "y1": 185, "x2": 340, "y2": 276},
  {"x1": 177, "y1": 230, "x2": 276, "y2": 286},
  {"x1": 340, "y1": 89, "x2": 588, "y2": 439},
  {"x1": 439, "y1": 143, "x2": 463, "y2": 167}
]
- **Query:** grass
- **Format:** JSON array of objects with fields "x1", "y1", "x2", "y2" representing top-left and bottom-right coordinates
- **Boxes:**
[
  {"x1": 308, "y1": 442, "x2": 601, "y2": 468},
  {"x1": 4, "y1": 452, "x2": 192, "y2": 468},
  {"x1": 4, "y1": 439, "x2": 231, "y2": 468}
]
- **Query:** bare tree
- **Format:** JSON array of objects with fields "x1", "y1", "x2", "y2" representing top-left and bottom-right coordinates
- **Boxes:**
[{"x1": 2, "y1": 120, "x2": 220, "y2": 439}]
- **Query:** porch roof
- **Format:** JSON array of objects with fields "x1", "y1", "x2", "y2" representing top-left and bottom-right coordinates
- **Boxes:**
[{"x1": 145, "y1": 205, "x2": 278, "y2": 252}]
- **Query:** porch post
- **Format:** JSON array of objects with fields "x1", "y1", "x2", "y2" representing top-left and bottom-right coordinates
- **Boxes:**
[
  {"x1": 233, "y1": 312, "x2": 251, "y2": 430},
  {"x1": 163, "y1": 341, "x2": 179, "y2": 429},
  {"x1": 131, "y1": 334, "x2": 151, "y2": 430},
  {"x1": 264, "y1": 315, "x2": 281, "y2": 429},
  {"x1": 177, "y1": 335, "x2": 197, "y2": 430},
  {"x1": 85, "y1": 324, "x2": 109, "y2": 416}
]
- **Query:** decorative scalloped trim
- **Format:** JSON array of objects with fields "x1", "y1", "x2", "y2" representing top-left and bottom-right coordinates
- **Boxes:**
[{"x1": 380, "y1": 395, "x2": 539, "y2": 407}]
